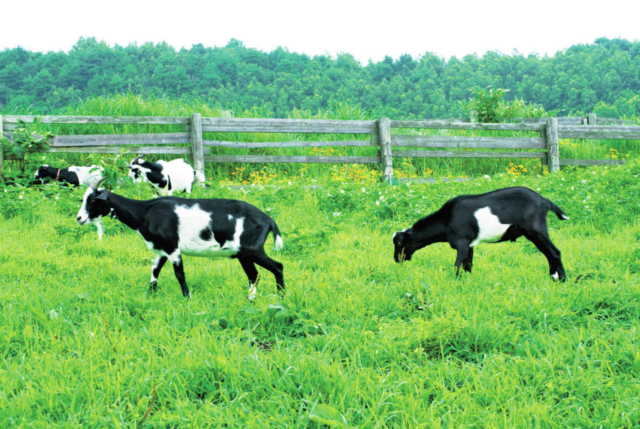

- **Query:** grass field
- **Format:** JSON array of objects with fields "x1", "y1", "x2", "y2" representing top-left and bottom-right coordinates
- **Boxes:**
[{"x1": 1, "y1": 160, "x2": 639, "y2": 428}]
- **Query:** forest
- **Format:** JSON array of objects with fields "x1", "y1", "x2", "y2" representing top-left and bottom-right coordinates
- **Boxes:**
[{"x1": 1, "y1": 37, "x2": 640, "y2": 119}]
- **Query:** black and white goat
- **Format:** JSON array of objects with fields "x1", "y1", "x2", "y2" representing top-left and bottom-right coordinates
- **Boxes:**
[
  {"x1": 34, "y1": 164, "x2": 104, "y2": 187},
  {"x1": 76, "y1": 179, "x2": 284, "y2": 300},
  {"x1": 127, "y1": 155, "x2": 205, "y2": 196},
  {"x1": 393, "y1": 186, "x2": 569, "y2": 280}
]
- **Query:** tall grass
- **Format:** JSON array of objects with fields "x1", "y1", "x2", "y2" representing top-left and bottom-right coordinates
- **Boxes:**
[
  {"x1": 1, "y1": 161, "x2": 639, "y2": 426},
  {"x1": 2, "y1": 94, "x2": 639, "y2": 182}
]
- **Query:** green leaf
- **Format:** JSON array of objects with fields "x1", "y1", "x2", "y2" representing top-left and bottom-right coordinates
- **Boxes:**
[
  {"x1": 309, "y1": 404, "x2": 348, "y2": 428},
  {"x1": 241, "y1": 306, "x2": 261, "y2": 315},
  {"x1": 25, "y1": 304, "x2": 50, "y2": 325}
]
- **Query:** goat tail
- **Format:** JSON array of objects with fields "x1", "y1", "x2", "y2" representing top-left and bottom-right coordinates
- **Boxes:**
[
  {"x1": 269, "y1": 217, "x2": 284, "y2": 251},
  {"x1": 193, "y1": 170, "x2": 206, "y2": 183},
  {"x1": 548, "y1": 200, "x2": 570, "y2": 220}
]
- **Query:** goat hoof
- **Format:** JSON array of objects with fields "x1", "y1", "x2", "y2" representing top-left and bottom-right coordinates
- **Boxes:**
[{"x1": 148, "y1": 282, "x2": 159, "y2": 292}]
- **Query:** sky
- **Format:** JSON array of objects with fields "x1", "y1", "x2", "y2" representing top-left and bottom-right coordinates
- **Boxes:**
[{"x1": 2, "y1": 0, "x2": 639, "y2": 63}]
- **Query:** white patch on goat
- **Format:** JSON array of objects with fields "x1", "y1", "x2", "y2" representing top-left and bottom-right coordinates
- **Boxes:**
[
  {"x1": 77, "y1": 188, "x2": 101, "y2": 226},
  {"x1": 470, "y1": 207, "x2": 511, "y2": 247},
  {"x1": 129, "y1": 165, "x2": 150, "y2": 183},
  {"x1": 69, "y1": 166, "x2": 104, "y2": 187},
  {"x1": 160, "y1": 159, "x2": 196, "y2": 195},
  {"x1": 560, "y1": 214, "x2": 569, "y2": 220},
  {"x1": 150, "y1": 256, "x2": 163, "y2": 283},
  {"x1": 228, "y1": 214, "x2": 233, "y2": 221},
  {"x1": 175, "y1": 204, "x2": 243, "y2": 258},
  {"x1": 274, "y1": 235, "x2": 284, "y2": 251},
  {"x1": 248, "y1": 282, "x2": 257, "y2": 301},
  {"x1": 167, "y1": 249, "x2": 182, "y2": 265},
  {"x1": 96, "y1": 222, "x2": 103, "y2": 240},
  {"x1": 131, "y1": 159, "x2": 196, "y2": 195},
  {"x1": 552, "y1": 272, "x2": 559, "y2": 280}
]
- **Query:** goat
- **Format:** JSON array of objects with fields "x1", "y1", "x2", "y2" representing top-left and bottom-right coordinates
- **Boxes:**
[
  {"x1": 76, "y1": 179, "x2": 284, "y2": 300},
  {"x1": 392, "y1": 186, "x2": 568, "y2": 280},
  {"x1": 34, "y1": 164, "x2": 104, "y2": 187},
  {"x1": 127, "y1": 155, "x2": 205, "y2": 196}
]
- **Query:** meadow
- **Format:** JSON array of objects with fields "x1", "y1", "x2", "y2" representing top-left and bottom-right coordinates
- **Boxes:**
[{"x1": 1, "y1": 158, "x2": 640, "y2": 428}]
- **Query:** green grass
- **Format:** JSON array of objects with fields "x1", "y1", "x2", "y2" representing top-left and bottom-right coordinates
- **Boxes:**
[{"x1": 1, "y1": 161, "x2": 640, "y2": 427}]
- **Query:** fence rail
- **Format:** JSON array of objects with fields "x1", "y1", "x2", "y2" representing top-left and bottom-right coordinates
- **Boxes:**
[{"x1": 0, "y1": 113, "x2": 633, "y2": 183}]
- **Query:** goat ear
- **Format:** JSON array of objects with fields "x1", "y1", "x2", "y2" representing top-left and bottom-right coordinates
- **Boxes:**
[{"x1": 94, "y1": 191, "x2": 108, "y2": 201}]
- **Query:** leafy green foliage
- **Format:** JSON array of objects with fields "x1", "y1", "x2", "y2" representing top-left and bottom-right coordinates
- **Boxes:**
[
  {"x1": 461, "y1": 86, "x2": 548, "y2": 123},
  {"x1": 2, "y1": 119, "x2": 52, "y2": 173},
  {"x1": 3, "y1": 37, "x2": 640, "y2": 118},
  {"x1": 461, "y1": 86, "x2": 509, "y2": 123}
]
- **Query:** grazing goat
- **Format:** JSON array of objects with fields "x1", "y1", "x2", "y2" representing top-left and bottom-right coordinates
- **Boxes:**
[
  {"x1": 392, "y1": 186, "x2": 568, "y2": 280},
  {"x1": 34, "y1": 164, "x2": 104, "y2": 187},
  {"x1": 76, "y1": 179, "x2": 284, "y2": 300},
  {"x1": 127, "y1": 155, "x2": 205, "y2": 196}
]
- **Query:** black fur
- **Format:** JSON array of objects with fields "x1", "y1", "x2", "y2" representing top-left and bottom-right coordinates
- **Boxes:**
[
  {"x1": 78, "y1": 189, "x2": 284, "y2": 298},
  {"x1": 130, "y1": 160, "x2": 169, "y2": 189},
  {"x1": 34, "y1": 165, "x2": 80, "y2": 186},
  {"x1": 393, "y1": 186, "x2": 568, "y2": 280}
]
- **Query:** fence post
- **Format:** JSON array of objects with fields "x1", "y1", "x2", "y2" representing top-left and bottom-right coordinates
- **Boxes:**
[
  {"x1": 0, "y1": 115, "x2": 4, "y2": 182},
  {"x1": 588, "y1": 112, "x2": 597, "y2": 125},
  {"x1": 190, "y1": 113, "x2": 205, "y2": 184},
  {"x1": 546, "y1": 118, "x2": 559, "y2": 173},
  {"x1": 377, "y1": 117, "x2": 393, "y2": 184}
]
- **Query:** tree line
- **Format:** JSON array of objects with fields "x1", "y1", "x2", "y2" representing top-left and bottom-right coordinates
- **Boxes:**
[{"x1": 1, "y1": 37, "x2": 639, "y2": 119}]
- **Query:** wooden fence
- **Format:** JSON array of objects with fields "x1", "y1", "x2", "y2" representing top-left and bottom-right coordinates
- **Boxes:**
[{"x1": 0, "y1": 113, "x2": 636, "y2": 183}]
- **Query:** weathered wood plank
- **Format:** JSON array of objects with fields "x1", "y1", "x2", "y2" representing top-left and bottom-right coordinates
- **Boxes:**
[
  {"x1": 507, "y1": 117, "x2": 585, "y2": 125},
  {"x1": 391, "y1": 135, "x2": 547, "y2": 149},
  {"x1": 201, "y1": 118, "x2": 376, "y2": 134},
  {"x1": 203, "y1": 140, "x2": 375, "y2": 148},
  {"x1": 558, "y1": 130, "x2": 640, "y2": 140},
  {"x1": 370, "y1": 127, "x2": 380, "y2": 146},
  {"x1": 204, "y1": 155, "x2": 381, "y2": 164},
  {"x1": 378, "y1": 118, "x2": 393, "y2": 184},
  {"x1": 3, "y1": 115, "x2": 190, "y2": 125},
  {"x1": 559, "y1": 125, "x2": 640, "y2": 133},
  {"x1": 389, "y1": 120, "x2": 545, "y2": 132},
  {"x1": 190, "y1": 113, "x2": 205, "y2": 182},
  {"x1": 392, "y1": 150, "x2": 547, "y2": 159},
  {"x1": 546, "y1": 118, "x2": 560, "y2": 173},
  {"x1": 559, "y1": 159, "x2": 626, "y2": 166},
  {"x1": 595, "y1": 117, "x2": 638, "y2": 125},
  {"x1": 50, "y1": 133, "x2": 191, "y2": 147},
  {"x1": 7, "y1": 146, "x2": 191, "y2": 157}
]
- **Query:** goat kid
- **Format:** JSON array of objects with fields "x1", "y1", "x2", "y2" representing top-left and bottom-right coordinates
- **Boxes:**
[
  {"x1": 128, "y1": 155, "x2": 205, "y2": 196},
  {"x1": 34, "y1": 164, "x2": 104, "y2": 187},
  {"x1": 393, "y1": 186, "x2": 568, "y2": 280},
  {"x1": 76, "y1": 179, "x2": 284, "y2": 300}
]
